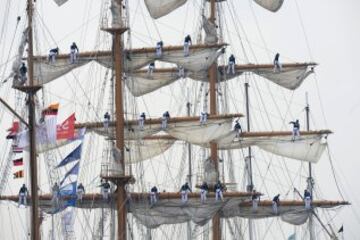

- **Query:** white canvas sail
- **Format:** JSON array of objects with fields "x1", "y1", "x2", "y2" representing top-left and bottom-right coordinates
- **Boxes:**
[
  {"x1": 53, "y1": 0, "x2": 69, "y2": 6},
  {"x1": 252, "y1": 65, "x2": 314, "y2": 90},
  {"x1": 144, "y1": 0, "x2": 187, "y2": 19},
  {"x1": 253, "y1": 0, "x2": 284, "y2": 12},
  {"x1": 126, "y1": 71, "x2": 179, "y2": 96},
  {"x1": 125, "y1": 139, "x2": 175, "y2": 164}
]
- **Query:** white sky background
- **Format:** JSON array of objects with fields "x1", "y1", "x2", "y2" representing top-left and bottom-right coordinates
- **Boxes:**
[{"x1": 0, "y1": 0, "x2": 360, "y2": 239}]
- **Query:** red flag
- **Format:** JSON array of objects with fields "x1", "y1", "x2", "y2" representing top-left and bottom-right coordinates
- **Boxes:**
[
  {"x1": 13, "y1": 170, "x2": 24, "y2": 179},
  {"x1": 13, "y1": 158, "x2": 23, "y2": 166},
  {"x1": 6, "y1": 121, "x2": 19, "y2": 139},
  {"x1": 57, "y1": 113, "x2": 75, "y2": 140}
]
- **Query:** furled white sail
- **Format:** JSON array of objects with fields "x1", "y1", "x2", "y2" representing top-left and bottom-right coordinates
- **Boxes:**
[
  {"x1": 252, "y1": 66, "x2": 314, "y2": 90},
  {"x1": 253, "y1": 0, "x2": 284, "y2": 12},
  {"x1": 33, "y1": 57, "x2": 92, "y2": 85},
  {"x1": 257, "y1": 135, "x2": 327, "y2": 163},
  {"x1": 110, "y1": 0, "x2": 122, "y2": 28},
  {"x1": 125, "y1": 71, "x2": 179, "y2": 96},
  {"x1": 131, "y1": 199, "x2": 313, "y2": 228},
  {"x1": 162, "y1": 47, "x2": 224, "y2": 72},
  {"x1": 125, "y1": 139, "x2": 175, "y2": 164},
  {"x1": 281, "y1": 211, "x2": 310, "y2": 225},
  {"x1": 53, "y1": 0, "x2": 69, "y2": 6},
  {"x1": 202, "y1": 15, "x2": 218, "y2": 44},
  {"x1": 144, "y1": 0, "x2": 187, "y2": 19},
  {"x1": 206, "y1": 132, "x2": 328, "y2": 163},
  {"x1": 7, "y1": 28, "x2": 28, "y2": 85},
  {"x1": 165, "y1": 119, "x2": 232, "y2": 145}
]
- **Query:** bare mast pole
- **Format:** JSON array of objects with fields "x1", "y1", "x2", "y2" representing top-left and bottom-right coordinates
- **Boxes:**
[
  {"x1": 245, "y1": 81, "x2": 254, "y2": 240},
  {"x1": 305, "y1": 93, "x2": 315, "y2": 239},
  {"x1": 186, "y1": 101, "x2": 192, "y2": 240},
  {"x1": 112, "y1": 0, "x2": 127, "y2": 239},
  {"x1": 27, "y1": 0, "x2": 41, "y2": 239},
  {"x1": 209, "y1": 0, "x2": 221, "y2": 239}
]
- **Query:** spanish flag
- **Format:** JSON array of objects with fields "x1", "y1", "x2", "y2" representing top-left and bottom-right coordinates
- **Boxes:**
[{"x1": 13, "y1": 170, "x2": 24, "y2": 179}]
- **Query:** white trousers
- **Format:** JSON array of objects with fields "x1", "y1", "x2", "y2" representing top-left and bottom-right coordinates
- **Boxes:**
[
  {"x1": 200, "y1": 189, "x2": 207, "y2": 203},
  {"x1": 305, "y1": 197, "x2": 311, "y2": 209},
  {"x1": 272, "y1": 201, "x2": 278, "y2": 214},
  {"x1": 77, "y1": 189, "x2": 84, "y2": 201},
  {"x1": 150, "y1": 192, "x2": 157, "y2": 205},
  {"x1": 184, "y1": 42, "x2": 190, "y2": 56},
  {"x1": 292, "y1": 127, "x2": 300, "y2": 140},
  {"x1": 49, "y1": 52, "x2": 56, "y2": 63},
  {"x1": 102, "y1": 188, "x2": 109, "y2": 200},
  {"x1": 252, "y1": 199, "x2": 258, "y2": 211},
  {"x1": 161, "y1": 117, "x2": 168, "y2": 129},
  {"x1": 227, "y1": 61, "x2": 235, "y2": 74},
  {"x1": 181, "y1": 190, "x2": 189, "y2": 203},
  {"x1": 70, "y1": 49, "x2": 77, "y2": 64},
  {"x1": 139, "y1": 117, "x2": 145, "y2": 130},
  {"x1": 156, "y1": 47, "x2": 162, "y2": 57},
  {"x1": 18, "y1": 193, "x2": 26, "y2": 206},
  {"x1": 215, "y1": 189, "x2": 223, "y2": 201},
  {"x1": 200, "y1": 115, "x2": 207, "y2": 125}
]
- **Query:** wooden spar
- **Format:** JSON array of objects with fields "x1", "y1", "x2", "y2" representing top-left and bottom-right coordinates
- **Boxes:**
[
  {"x1": 29, "y1": 43, "x2": 227, "y2": 61},
  {"x1": 27, "y1": 0, "x2": 41, "y2": 239},
  {"x1": 240, "y1": 130, "x2": 332, "y2": 137},
  {"x1": 74, "y1": 113, "x2": 244, "y2": 129},
  {"x1": 0, "y1": 191, "x2": 259, "y2": 202}
]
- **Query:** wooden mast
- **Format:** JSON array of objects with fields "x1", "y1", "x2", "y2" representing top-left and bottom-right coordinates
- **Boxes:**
[
  {"x1": 113, "y1": 0, "x2": 127, "y2": 239},
  {"x1": 209, "y1": 0, "x2": 221, "y2": 239},
  {"x1": 27, "y1": 0, "x2": 41, "y2": 239}
]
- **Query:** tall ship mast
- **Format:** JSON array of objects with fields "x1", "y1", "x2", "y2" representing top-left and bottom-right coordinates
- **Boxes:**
[{"x1": 0, "y1": 0, "x2": 353, "y2": 239}]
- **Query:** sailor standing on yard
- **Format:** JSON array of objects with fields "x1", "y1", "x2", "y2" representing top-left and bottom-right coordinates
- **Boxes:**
[
  {"x1": 69, "y1": 42, "x2": 79, "y2": 64},
  {"x1": 251, "y1": 189, "x2": 259, "y2": 211},
  {"x1": 304, "y1": 189, "x2": 312, "y2": 209},
  {"x1": 77, "y1": 183, "x2": 85, "y2": 202},
  {"x1": 162, "y1": 111, "x2": 170, "y2": 129},
  {"x1": 150, "y1": 186, "x2": 158, "y2": 206},
  {"x1": 289, "y1": 119, "x2": 300, "y2": 141},
  {"x1": 234, "y1": 120, "x2": 242, "y2": 138},
  {"x1": 139, "y1": 112, "x2": 146, "y2": 130},
  {"x1": 200, "y1": 112, "x2": 208, "y2": 125},
  {"x1": 100, "y1": 179, "x2": 111, "y2": 201},
  {"x1": 273, "y1": 53, "x2": 282, "y2": 72},
  {"x1": 227, "y1": 54, "x2": 236, "y2": 75},
  {"x1": 103, "y1": 112, "x2": 110, "y2": 129},
  {"x1": 200, "y1": 181, "x2": 209, "y2": 204},
  {"x1": 156, "y1": 41, "x2": 163, "y2": 57},
  {"x1": 148, "y1": 62, "x2": 155, "y2": 76},
  {"x1": 272, "y1": 194, "x2": 280, "y2": 214},
  {"x1": 180, "y1": 182, "x2": 192, "y2": 204},
  {"x1": 214, "y1": 180, "x2": 224, "y2": 201},
  {"x1": 48, "y1": 47, "x2": 59, "y2": 63},
  {"x1": 184, "y1": 35, "x2": 192, "y2": 57},
  {"x1": 18, "y1": 184, "x2": 28, "y2": 207}
]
